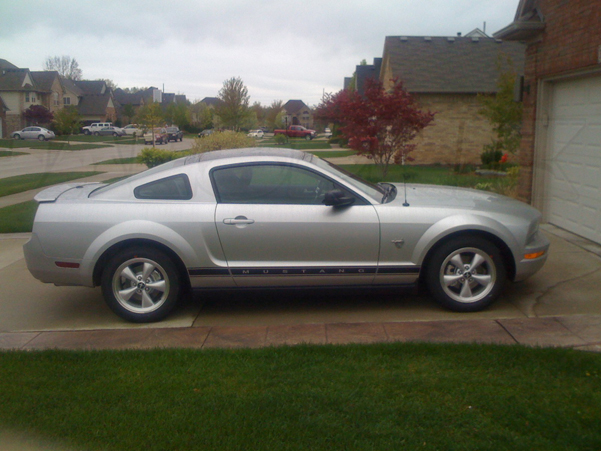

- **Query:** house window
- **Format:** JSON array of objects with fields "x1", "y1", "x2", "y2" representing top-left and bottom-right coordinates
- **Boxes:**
[
  {"x1": 53, "y1": 92, "x2": 59, "y2": 106},
  {"x1": 63, "y1": 97, "x2": 71, "y2": 105},
  {"x1": 25, "y1": 93, "x2": 30, "y2": 102}
]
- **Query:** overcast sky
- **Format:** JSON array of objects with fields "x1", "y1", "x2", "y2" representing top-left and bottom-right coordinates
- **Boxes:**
[{"x1": 1, "y1": 0, "x2": 519, "y2": 106}]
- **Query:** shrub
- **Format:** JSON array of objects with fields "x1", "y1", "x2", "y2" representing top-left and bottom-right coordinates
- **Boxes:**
[
  {"x1": 273, "y1": 133, "x2": 288, "y2": 145},
  {"x1": 190, "y1": 131, "x2": 254, "y2": 154},
  {"x1": 138, "y1": 147, "x2": 177, "y2": 168},
  {"x1": 480, "y1": 145, "x2": 503, "y2": 167}
]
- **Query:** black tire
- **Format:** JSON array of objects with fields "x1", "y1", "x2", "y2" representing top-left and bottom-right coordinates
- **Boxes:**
[
  {"x1": 13, "y1": 134, "x2": 21, "y2": 140},
  {"x1": 425, "y1": 237, "x2": 506, "y2": 312},
  {"x1": 305, "y1": 134, "x2": 311, "y2": 140},
  {"x1": 84, "y1": 130, "x2": 90, "y2": 135},
  {"x1": 93, "y1": 132, "x2": 99, "y2": 136},
  {"x1": 113, "y1": 132, "x2": 118, "y2": 137},
  {"x1": 101, "y1": 247, "x2": 182, "y2": 322},
  {"x1": 38, "y1": 135, "x2": 46, "y2": 141}
]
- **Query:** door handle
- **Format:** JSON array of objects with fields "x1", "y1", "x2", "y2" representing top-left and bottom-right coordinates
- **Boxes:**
[{"x1": 223, "y1": 216, "x2": 255, "y2": 225}]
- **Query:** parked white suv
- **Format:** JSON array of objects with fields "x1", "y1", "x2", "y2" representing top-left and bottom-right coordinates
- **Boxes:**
[{"x1": 82, "y1": 122, "x2": 113, "y2": 135}]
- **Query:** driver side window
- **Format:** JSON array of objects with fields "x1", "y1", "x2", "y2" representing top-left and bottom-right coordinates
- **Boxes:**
[{"x1": 212, "y1": 164, "x2": 359, "y2": 205}]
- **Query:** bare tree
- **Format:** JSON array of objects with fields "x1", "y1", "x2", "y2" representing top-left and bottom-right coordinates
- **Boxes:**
[{"x1": 44, "y1": 55, "x2": 83, "y2": 80}]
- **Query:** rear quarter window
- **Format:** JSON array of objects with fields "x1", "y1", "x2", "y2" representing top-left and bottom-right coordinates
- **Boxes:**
[{"x1": 134, "y1": 174, "x2": 192, "y2": 200}]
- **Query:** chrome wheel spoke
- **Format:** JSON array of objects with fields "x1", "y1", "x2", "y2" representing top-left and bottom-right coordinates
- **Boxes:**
[
  {"x1": 459, "y1": 280, "x2": 473, "y2": 298},
  {"x1": 470, "y1": 253, "x2": 486, "y2": 271},
  {"x1": 121, "y1": 266, "x2": 138, "y2": 284},
  {"x1": 141, "y1": 291, "x2": 156, "y2": 309},
  {"x1": 443, "y1": 274, "x2": 463, "y2": 286},
  {"x1": 142, "y1": 262, "x2": 156, "y2": 280},
  {"x1": 471, "y1": 274, "x2": 492, "y2": 287},
  {"x1": 146, "y1": 279, "x2": 166, "y2": 292},
  {"x1": 118, "y1": 286, "x2": 138, "y2": 301},
  {"x1": 450, "y1": 254, "x2": 464, "y2": 270}
]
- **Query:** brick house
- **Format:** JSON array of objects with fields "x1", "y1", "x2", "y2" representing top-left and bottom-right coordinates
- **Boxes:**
[
  {"x1": 0, "y1": 59, "x2": 60, "y2": 135},
  {"x1": 282, "y1": 100, "x2": 313, "y2": 129},
  {"x1": 376, "y1": 35, "x2": 525, "y2": 165},
  {"x1": 495, "y1": 0, "x2": 601, "y2": 244}
]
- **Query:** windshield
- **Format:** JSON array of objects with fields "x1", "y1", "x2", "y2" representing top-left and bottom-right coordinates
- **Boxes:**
[{"x1": 311, "y1": 156, "x2": 385, "y2": 202}]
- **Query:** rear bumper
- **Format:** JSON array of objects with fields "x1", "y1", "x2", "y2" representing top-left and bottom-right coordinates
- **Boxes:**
[{"x1": 23, "y1": 234, "x2": 93, "y2": 287}]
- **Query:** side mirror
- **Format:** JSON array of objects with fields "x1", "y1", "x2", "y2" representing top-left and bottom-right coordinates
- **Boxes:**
[{"x1": 323, "y1": 189, "x2": 355, "y2": 207}]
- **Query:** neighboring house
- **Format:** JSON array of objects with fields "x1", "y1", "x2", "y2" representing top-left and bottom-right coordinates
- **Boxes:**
[
  {"x1": 495, "y1": 0, "x2": 601, "y2": 245},
  {"x1": 0, "y1": 95, "x2": 8, "y2": 138},
  {"x1": 30, "y1": 71, "x2": 63, "y2": 115},
  {"x1": 200, "y1": 97, "x2": 223, "y2": 108},
  {"x1": 377, "y1": 35, "x2": 525, "y2": 165},
  {"x1": 73, "y1": 79, "x2": 116, "y2": 124},
  {"x1": 282, "y1": 100, "x2": 313, "y2": 129},
  {"x1": 0, "y1": 61, "x2": 49, "y2": 134}
]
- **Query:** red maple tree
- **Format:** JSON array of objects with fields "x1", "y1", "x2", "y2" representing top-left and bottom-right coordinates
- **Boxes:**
[{"x1": 315, "y1": 78, "x2": 434, "y2": 177}]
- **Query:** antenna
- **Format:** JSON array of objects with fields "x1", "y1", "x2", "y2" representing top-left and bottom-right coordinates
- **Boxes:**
[{"x1": 402, "y1": 172, "x2": 409, "y2": 207}]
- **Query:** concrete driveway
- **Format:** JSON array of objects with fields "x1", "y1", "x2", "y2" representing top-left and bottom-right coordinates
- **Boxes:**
[{"x1": 0, "y1": 225, "x2": 600, "y2": 335}]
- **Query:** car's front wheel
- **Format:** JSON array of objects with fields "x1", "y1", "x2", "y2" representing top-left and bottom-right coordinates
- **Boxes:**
[
  {"x1": 38, "y1": 135, "x2": 46, "y2": 141},
  {"x1": 13, "y1": 134, "x2": 21, "y2": 140},
  {"x1": 426, "y1": 237, "x2": 506, "y2": 312},
  {"x1": 101, "y1": 247, "x2": 182, "y2": 322}
]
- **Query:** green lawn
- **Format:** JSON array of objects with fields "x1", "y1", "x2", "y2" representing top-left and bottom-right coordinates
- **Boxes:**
[
  {"x1": 93, "y1": 157, "x2": 141, "y2": 165},
  {"x1": 0, "y1": 343, "x2": 599, "y2": 451},
  {"x1": 0, "y1": 201, "x2": 37, "y2": 233},
  {"x1": 0, "y1": 150, "x2": 28, "y2": 157},
  {"x1": 258, "y1": 139, "x2": 332, "y2": 150},
  {"x1": 341, "y1": 164, "x2": 516, "y2": 193},
  {"x1": 0, "y1": 172, "x2": 103, "y2": 197},
  {"x1": 61, "y1": 134, "x2": 139, "y2": 145},
  {"x1": 0, "y1": 138, "x2": 110, "y2": 151}
]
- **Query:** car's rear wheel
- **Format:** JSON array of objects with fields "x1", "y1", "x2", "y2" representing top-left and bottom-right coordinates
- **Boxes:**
[
  {"x1": 426, "y1": 237, "x2": 506, "y2": 312},
  {"x1": 113, "y1": 132, "x2": 118, "y2": 137},
  {"x1": 101, "y1": 247, "x2": 182, "y2": 322},
  {"x1": 94, "y1": 132, "x2": 99, "y2": 136}
]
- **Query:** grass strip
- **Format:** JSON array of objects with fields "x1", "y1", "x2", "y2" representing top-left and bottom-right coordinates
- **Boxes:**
[
  {"x1": 340, "y1": 164, "x2": 515, "y2": 191},
  {"x1": 0, "y1": 200, "x2": 37, "y2": 232},
  {"x1": 0, "y1": 139, "x2": 110, "y2": 151},
  {"x1": 0, "y1": 343, "x2": 599, "y2": 451},
  {"x1": 309, "y1": 150, "x2": 358, "y2": 158},
  {"x1": 93, "y1": 157, "x2": 141, "y2": 165},
  {"x1": 0, "y1": 150, "x2": 28, "y2": 157},
  {"x1": 0, "y1": 172, "x2": 103, "y2": 197}
]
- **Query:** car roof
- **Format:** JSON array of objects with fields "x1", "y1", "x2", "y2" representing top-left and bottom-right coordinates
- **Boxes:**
[{"x1": 183, "y1": 147, "x2": 311, "y2": 165}]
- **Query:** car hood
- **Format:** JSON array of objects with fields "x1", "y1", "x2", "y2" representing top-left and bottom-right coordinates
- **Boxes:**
[{"x1": 389, "y1": 183, "x2": 540, "y2": 218}]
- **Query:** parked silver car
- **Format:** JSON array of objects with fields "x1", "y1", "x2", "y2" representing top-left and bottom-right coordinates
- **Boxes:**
[
  {"x1": 24, "y1": 148, "x2": 549, "y2": 323},
  {"x1": 12, "y1": 126, "x2": 55, "y2": 141},
  {"x1": 94, "y1": 126, "x2": 125, "y2": 137}
]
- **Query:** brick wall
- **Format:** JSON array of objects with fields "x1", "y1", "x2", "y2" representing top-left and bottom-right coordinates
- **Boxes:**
[
  {"x1": 410, "y1": 93, "x2": 494, "y2": 166},
  {"x1": 517, "y1": 0, "x2": 601, "y2": 201}
]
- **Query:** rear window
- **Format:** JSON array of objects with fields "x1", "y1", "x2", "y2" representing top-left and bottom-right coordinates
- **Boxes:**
[{"x1": 134, "y1": 174, "x2": 192, "y2": 200}]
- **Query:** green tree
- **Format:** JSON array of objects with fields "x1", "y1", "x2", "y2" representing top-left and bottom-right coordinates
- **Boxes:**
[
  {"x1": 265, "y1": 100, "x2": 283, "y2": 130},
  {"x1": 216, "y1": 77, "x2": 251, "y2": 130},
  {"x1": 122, "y1": 104, "x2": 136, "y2": 125},
  {"x1": 479, "y1": 55, "x2": 523, "y2": 156},
  {"x1": 166, "y1": 102, "x2": 190, "y2": 129},
  {"x1": 137, "y1": 102, "x2": 165, "y2": 147},
  {"x1": 52, "y1": 105, "x2": 82, "y2": 136},
  {"x1": 44, "y1": 55, "x2": 82, "y2": 80}
]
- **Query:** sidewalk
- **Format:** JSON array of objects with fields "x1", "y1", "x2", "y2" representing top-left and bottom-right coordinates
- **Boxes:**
[{"x1": 1, "y1": 315, "x2": 600, "y2": 351}]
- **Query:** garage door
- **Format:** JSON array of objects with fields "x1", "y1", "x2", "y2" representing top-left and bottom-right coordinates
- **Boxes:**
[{"x1": 544, "y1": 76, "x2": 601, "y2": 244}]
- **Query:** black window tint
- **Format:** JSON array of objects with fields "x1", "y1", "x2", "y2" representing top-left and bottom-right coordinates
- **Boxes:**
[
  {"x1": 134, "y1": 174, "x2": 192, "y2": 200},
  {"x1": 212, "y1": 164, "x2": 362, "y2": 205}
]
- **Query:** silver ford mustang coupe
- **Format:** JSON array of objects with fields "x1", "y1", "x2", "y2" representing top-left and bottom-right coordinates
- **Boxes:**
[{"x1": 24, "y1": 148, "x2": 550, "y2": 322}]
